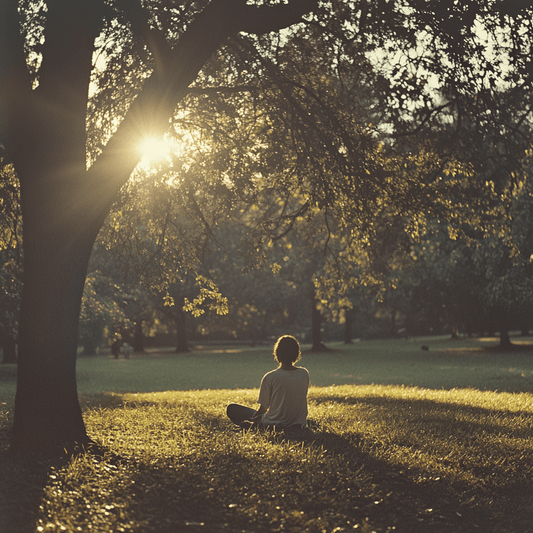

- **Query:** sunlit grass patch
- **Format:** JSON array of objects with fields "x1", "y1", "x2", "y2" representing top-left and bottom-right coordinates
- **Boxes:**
[
  {"x1": 2, "y1": 337, "x2": 533, "y2": 533},
  {"x1": 26, "y1": 385, "x2": 533, "y2": 532},
  {"x1": 310, "y1": 385, "x2": 533, "y2": 487}
]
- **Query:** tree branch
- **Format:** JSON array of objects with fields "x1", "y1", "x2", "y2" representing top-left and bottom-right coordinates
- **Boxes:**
[
  {"x1": 186, "y1": 85, "x2": 260, "y2": 95},
  {"x1": 38, "y1": 0, "x2": 104, "y2": 103},
  {"x1": 88, "y1": 0, "x2": 317, "y2": 214},
  {"x1": 233, "y1": 0, "x2": 318, "y2": 35}
]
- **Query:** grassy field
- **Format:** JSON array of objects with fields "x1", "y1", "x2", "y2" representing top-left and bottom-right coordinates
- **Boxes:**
[{"x1": 1, "y1": 335, "x2": 532, "y2": 532}]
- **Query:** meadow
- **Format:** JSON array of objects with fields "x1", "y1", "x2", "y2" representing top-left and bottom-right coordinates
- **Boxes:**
[{"x1": 0, "y1": 335, "x2": 532, "y2": 532}]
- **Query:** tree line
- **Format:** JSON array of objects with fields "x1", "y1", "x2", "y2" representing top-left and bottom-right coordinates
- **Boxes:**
[{"x1": 3, "y1": 120, "x2": 533, "y2": 356}]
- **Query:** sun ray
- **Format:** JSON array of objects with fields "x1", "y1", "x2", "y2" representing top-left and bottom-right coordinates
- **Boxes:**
[{"x1": 138, "y1": 136, "x2": 173, "y2": 168}]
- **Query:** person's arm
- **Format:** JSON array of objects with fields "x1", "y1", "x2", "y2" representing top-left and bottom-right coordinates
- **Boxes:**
[{"x1": 250, "y1": 404, "x2": 267, "y2": 423}]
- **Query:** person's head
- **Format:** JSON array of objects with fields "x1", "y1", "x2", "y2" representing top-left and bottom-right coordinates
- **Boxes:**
[{"x1": 273, "y1": 335, "x2": 301, "y2": 366}]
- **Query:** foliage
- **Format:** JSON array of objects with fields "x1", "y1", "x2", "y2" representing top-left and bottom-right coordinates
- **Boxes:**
[
  {"x1": 79, "y1": 272, "x2": 132, "y2": 355},
  {"x1": 0, "y1": 157, "x2": 21, "y2": 251},
  {"x1": 0, "y1": 157, "x2": 22, "y2": 357}
]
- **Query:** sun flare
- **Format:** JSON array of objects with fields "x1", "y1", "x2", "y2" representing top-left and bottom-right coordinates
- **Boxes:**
[{"x1": 138, "y1": 136, "x2": 173, "y2": 167}]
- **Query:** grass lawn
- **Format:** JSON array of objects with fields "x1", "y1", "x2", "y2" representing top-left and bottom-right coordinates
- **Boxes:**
[{"x1": 0, "y1": 335, "x2": 532, "y2": 532}]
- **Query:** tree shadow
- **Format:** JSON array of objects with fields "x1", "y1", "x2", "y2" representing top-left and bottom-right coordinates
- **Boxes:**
[
  {"x1": 79, "y1": 392, "x2": 131, "y2": 411},
  {"x1": 0, "y1": 447, "x2": 74, "y2": 533},
  {"x1": 198, "y1": 422, "x2": 489, "y2": 531},
  {"x1": 207, "y1": 394, "x2": 532, "y2": 532},
  {"x1": 2, "y1": 391, "x2": 531, "y2": 533}
]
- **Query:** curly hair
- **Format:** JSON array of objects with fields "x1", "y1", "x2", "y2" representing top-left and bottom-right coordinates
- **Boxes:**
[{"x1": 273, "y1": 335, "x2": 301, "y2": 365}]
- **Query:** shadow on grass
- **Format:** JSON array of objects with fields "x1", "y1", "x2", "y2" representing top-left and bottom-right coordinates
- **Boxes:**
[
  {"x1": 79, "y1": 392, "x2": 131, "y2": 410},
  {"x1": 305, "y1": 394, "x2": 533, "y2": 531},
  {"x1": 0, "y1": 445, "x2": 71, "y2": 533},
  {"x1": 1, "y1": 389, "x2": 533, "y2": 533},
  {"x1": 135, "y1": 398, "x2": 532, "y2": 532},
  {"x1": 187, "y1": 416, "x2": 510, "y2": 531}
]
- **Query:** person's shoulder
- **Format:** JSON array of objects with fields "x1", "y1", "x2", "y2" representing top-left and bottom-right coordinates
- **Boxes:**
[
  {"x1": 295, "y1": 366, "x2": 309, "y2": 375},
  {"x1": 263, "y1": 367, "x2": 282, "y2": 379}
]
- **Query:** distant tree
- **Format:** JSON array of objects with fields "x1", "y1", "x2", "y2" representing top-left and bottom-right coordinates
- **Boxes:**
[
  {"x1": 0, "y1": 157, "x2": 22, "y2": 363},
  {"x1": 161, "y1": 283, "x2": 191, "y2": 353},
  {"x1": 79, "y1": 271, "x2": 130, "y2": 355}
]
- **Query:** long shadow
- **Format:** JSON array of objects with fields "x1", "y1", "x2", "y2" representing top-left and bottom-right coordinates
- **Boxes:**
[
  {"x1": 2, "y1": 388, "x2": 532, "y2": 533},
  {"x1": 1, "y1": 393, "x2": 531, "y2": 533},
  {"x1": 143, "y1": 400, "x2": 532, "y2": 531},
  {"x1": 0, "y1": 448, "x2": 69, "y2": 533},
  {"x1": 191, "y1": 410, "x2": 533, "y2": 532}
]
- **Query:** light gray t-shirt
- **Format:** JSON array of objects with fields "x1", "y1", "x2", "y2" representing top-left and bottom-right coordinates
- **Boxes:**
[{"x1": 258, "y1": 366, "x2": 309, "y2": 426}]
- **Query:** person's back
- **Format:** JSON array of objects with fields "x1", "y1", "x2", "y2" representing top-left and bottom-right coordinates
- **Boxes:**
[
  {"x1": 226, "y1": 335, "x2": 310, "y2": 429},
  {"x1": 258, "y1": 365, "x2": 309, "y2": 426}
]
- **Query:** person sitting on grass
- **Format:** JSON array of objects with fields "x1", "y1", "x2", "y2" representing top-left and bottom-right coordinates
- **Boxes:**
[{"x1": 226, "y1": 335, "x2": 310, "y2": 430}]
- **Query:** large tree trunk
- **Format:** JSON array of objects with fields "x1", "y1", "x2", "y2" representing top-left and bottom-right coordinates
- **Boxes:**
[
  {"x1": 9, "y1": 0, "x2": 105, "y2": 452},
  {"x1": 12, "y1": 199, "x2": 100, "y2": 452},
  {"x1": 1, "y1": 333, "x2": 17, "y2": 364}
]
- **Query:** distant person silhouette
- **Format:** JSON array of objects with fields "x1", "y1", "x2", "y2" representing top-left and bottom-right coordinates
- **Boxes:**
[
  {"x1": 111, "y1": 338, "x2": 121, "y2": 359},
  {"x1": 227, "y1": 335, "x2": 309, "y2": 430},
  {"x1": 121, "y1": 342, "x2": 133, "y2": 359}
]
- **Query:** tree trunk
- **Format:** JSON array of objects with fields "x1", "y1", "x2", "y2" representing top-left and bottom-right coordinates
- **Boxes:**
[
  {"x1": 310, "y1": 295, "x2": 327, "y2": 352},
  {"x1": 175, "y1": 305, "x2": 189, "y2": 353},
  {"x1": 343, "y1": 307, "x2": 354, "y2": 344},
  {"x1": 390, "y1": 308, "x2": 397, "y2": 337},
  {"x1": 12, "y1": 205, "x2": 99, "y2": 453},
  {"x1": 500, "y1": 328, "x2": 512, "y2": 348},
  {"x1": 133, "y1": 319, "x2": 144, "y2": 353},
  {"x1": 499, "y1": 312, "x2": 512, "y2": 349},
  {"x1": 450, "y1": 322, "x2": 459, "y2": 339},
  {"x1": 1, "y1": 333, "x2": 17, "y2": 364}
]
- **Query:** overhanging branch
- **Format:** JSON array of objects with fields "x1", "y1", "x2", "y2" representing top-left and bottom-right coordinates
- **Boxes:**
[
  {"x1": 186, "y1": 85, "x2": 260, "y2": 95},
  {"x1": 233, "y1": 0, "x2": 318, "y2": 35}
]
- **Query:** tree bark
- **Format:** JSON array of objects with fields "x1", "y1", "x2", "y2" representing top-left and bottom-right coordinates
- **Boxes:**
[
  {"x1": 133, "y1": 319, "x2": 145, "y2": 353},
  {"x1": 1, "y1": 333, "x2": 17, "y2": 364},
  {"x1": 343, "y1": 307, "x2": 354, "y2": 344},
  {"x1": 310, "y1": 294, "x2": 327, "y2": 352},
  {"x1": 12, "y1": 203, "x2": 100, "y2": 452},
  {"x1": 8, "y1": 0, "x2": 105, "y2": 452}
]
